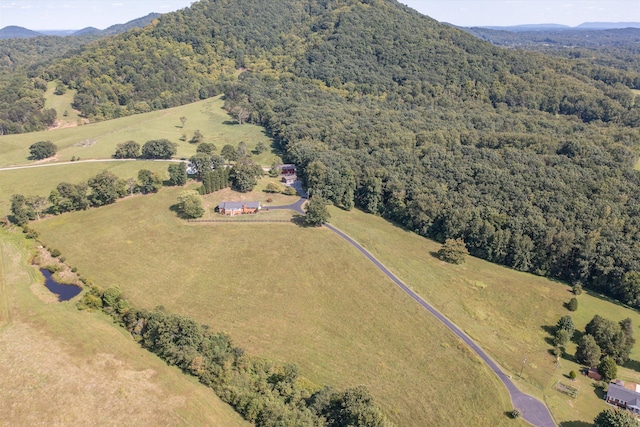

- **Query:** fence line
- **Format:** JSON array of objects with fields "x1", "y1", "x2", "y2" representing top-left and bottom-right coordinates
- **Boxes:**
[{"x1": 188, "y1": 219, "x2": 294, "y2": 223}]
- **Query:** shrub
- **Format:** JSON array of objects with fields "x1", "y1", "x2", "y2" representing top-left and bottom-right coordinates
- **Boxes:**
[
  {"x1": 58, "y1": 256, "x2": 66, "y2": 263},
  {"x1": 50, "y1": 248, "x2": 61, "y2": 258},
  {"x1": 46, "y1": 265, "x2": 59, "y2": 273},
  {"x1": 572, "y1": 283, "x2": 583, "y2": 295},
  {"x1": 71, "y1": 267, "x2": 78, "y2": 273},
  {"x1": 510, "y1": 408, "x2": 522, "y2": 419},
  {"x1": 266, "y1": 198, "x2": 273, "y2": 203},
  {"x1": 283, "y1": 186, "x2": 298, "y2": 196},
  {"x1": 568, "y1": 297, "x2": 578, "y2": 311},
  {"x1": 569, "y1": 370, "x2": 577, "y2": 380}
]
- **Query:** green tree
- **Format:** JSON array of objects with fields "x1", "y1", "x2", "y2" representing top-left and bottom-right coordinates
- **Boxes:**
[
  {"x1": 177, "y1": 190, "x2": 204, "y2": 219},
  {"x1": 88, "y1": 170, "x2": 126, "y2": 206},
  {"x1": 598, "y1": 356, "x2": 618, "y2": 382},
  {"x1": 196, "y1": 142, "x2": 217, "y2": 154},
  {"x1": 230, "y1": 159, "x2": 262, "y2": 192},
  {"x1": 572, "y1": 283, "x2": 583, "y2": 295},
  {"x1": 437, "y1": 238, "x2": 469, "y2": 264},
  {"x1": 575, "y1": 334, "x2": 602, "y2": 367},
  {"x1": 113, "y1": 140, "x2": 140, "y2": 159},
  {"x1": 305, "y1": 197, "x2": 330, "y2": 227},
  {"x1": 569, "y1": 370, "x2": 577, "y2": 380},
  {"x1": 54, "y1": 81, "x2": 67, "y2": 95},
  {"x1": 141, "y1": 139, "x2": 177, "y2": 159},
  {"x1": 568, "y1": 297, "x2": 578, "y2": 311},
  {"x1": 594, "y1": 408, "x2": 639, "y2": 427},
  {"x1": 586, "y1": 315, "x2": 633, "y2": 364},
  {"x1": 620, "y1": 271, "x2": 640, "y2": 307},
  {"x1": 168, "y1": 163, "x2": 187, "y2": 186},
  {"x1": 29, "y1": 141, "x2": 57, "y2": 160},
  {"x1": 255, "y1": 141, "x2": 268, "y2": 154},
  {"x1": 553, "y1": 329, "x2": 571, "y2": 348},
  {"x1": 556, "y1": 315, "x2": 575, "y2": 337},
  {"x1": 10, "y1": 194, "x2": 35, "y2": 225},
  {"x1": 221, "y1": 144, "x2": 238, "y2": 162},
  {"x1": 137, "y1": 169, "x2": 163, "y2": 194}
]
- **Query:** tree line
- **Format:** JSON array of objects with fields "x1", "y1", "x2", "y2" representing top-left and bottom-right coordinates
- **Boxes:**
[{"x1": 75, "y1": 282, "x2": 392, "y2": 426}]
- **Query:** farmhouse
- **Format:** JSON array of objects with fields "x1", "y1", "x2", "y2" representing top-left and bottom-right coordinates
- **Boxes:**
[
  {"x1": 280, "y1": 164, "x2": 296, "y2": 175},
  {"x1": 217, "y1": 201, "x2": 260, "y2": 216},
  {"x1": 606, "y1": 382, "x2": 640, "y2": 414}
]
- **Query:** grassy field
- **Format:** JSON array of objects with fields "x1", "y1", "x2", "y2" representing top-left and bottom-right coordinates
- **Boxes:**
[
  {"x1": 44, "y1": 81, "x2": 82, "y2": 128},
  {"x1": 32, "y1": 186, "x2": 520, "y2": 426},
  {"x1": 0, "y1": 227, "x2": 248, "y2": 426},
  {"x1": 0, "y1": 96, "x2": 276, "y2": 167},
  {"x1": 0, "y1": 161, "x2": 172, "y2": 217},
  {"x1": 326, "y1": 207, "x2": 640, "y2": 426}
]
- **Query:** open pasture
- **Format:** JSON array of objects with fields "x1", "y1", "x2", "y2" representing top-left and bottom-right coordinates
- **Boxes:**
[
  {"x1": 0, "y1": 228, "x2": 248, "y2": 426},
  {"x1": 0, "y1": 160, "x2": 171, "y2": 217},
  {"x1": 0, "y1": 96, "x2": 276, "y2": 167},
  {"x1": 31, "y1": 186, "x2": 517, "y2": 427},
  {"x1": 327, "y1": 207, "x2": 640, "y2": 425}
]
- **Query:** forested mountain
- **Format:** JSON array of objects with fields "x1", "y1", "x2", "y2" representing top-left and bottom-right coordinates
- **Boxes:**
[
  {"x1": 7, "y1": 0, "x2": 640, "y2": 307},
  {"x1": 0, "y1": 26, "x2": 43, "y2": 39}
]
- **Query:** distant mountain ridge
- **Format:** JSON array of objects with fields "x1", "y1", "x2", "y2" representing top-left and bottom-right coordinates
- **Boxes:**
[
  {"x1": 0, "y1": 25, "x2": 44, "y2": 39},
  {"x1": 477, "y1": 22, "x2": 640, "y2": 32},
  {"x1": 0, "y1": 13, "x2": 161, "y2": 39}
]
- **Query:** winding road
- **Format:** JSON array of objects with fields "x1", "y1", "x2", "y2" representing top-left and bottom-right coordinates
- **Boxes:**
[{"x1": 323, "y1": 223, "x2": 556, "y2": 427}]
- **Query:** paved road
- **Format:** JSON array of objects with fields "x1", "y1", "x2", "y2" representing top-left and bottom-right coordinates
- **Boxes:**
[
  {"x1": 0, "y1": 158, "x2": 181, "y2": 172},
  {"x1": 324, "y1": 223, "x2": 557, "y2": 427}
]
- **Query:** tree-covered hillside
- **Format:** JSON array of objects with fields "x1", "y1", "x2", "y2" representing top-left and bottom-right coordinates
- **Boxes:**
[{"x1": 7, "y1": 0, "x2": 640, "y2": 306}]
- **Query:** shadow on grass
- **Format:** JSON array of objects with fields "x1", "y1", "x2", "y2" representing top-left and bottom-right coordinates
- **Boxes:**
[
  {"x1": 560, "y1": 422, "x2": 591, "y2": 427},
  {"x1": 592, "y1": 382, "x2": 606, "y2": 400},
  {"x1": 624, "y1": 359, "x2": 640, "y2": 372},
  {"x1": 291, "y1": 215, "x2": 316, "y2": 228},
  {"x1": 169, "y1": 203, "x2": 194, "y2": 220},
  {"x1": 222, "y1": 120, "x2": 239, "y2": 125}
]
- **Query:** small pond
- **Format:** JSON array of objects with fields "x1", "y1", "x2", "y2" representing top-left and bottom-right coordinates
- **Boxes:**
[{"x1": 40, "y1": 269, "x2": 82, "y2": 301}]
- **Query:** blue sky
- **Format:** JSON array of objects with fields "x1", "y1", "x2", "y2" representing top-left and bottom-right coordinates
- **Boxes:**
[{"x1": 1, "y1": 0, "x2": 639, "y2": 30}]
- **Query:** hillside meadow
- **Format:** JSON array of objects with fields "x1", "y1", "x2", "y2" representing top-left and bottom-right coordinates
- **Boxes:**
[
  {"x1": 31, "y1": 185, "x2": 519, "y2": 427},
  {"x1": 0, "y1": 227, "x2": 248, "y2": 426},
  {"x1": 327, "y1": 207, "x2": 640, "y2": 425},
  {"x1": 0, "y1": 96, "x2": 276, "y2": 167}
]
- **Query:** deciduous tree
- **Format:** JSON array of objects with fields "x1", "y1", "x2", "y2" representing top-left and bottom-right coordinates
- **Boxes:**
[
  {"x1": 29, "y1": 140, "x2": 57, "y2": 160},
  {"x1": 437, "y1": 238, "x2": 469, "y2": 264}
]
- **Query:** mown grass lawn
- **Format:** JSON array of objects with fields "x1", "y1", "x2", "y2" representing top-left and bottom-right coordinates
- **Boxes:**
[
  {"x1": 327, "y1": 206, "x2": 640, "y2": 426},
  {"x1": 0, "y1": 227, "x2": 249, "y2": 426},
  {"x1": 0, "y1": 96, "x2": 276, "y2": 167},
  {"x1": 32, "y1": 186, "x2": 520, "y2": 427},
  {"x1": 44, "y1": 81, "x2": 82, "y2": 128}
]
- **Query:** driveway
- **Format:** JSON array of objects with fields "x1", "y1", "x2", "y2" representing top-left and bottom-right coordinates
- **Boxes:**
[{"x1": 324, "y1": 223, "x2": 557, "y2": 427}]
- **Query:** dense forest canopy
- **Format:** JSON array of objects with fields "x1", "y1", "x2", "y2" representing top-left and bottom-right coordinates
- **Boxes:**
[{"x1": 4, "y1": 0, "x2": 640, "y2": 306}]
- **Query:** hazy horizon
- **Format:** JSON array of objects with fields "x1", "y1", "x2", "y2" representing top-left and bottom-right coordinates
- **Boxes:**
[{"x1": 1, "y1": 0, "x2": 639, "y2": 30}]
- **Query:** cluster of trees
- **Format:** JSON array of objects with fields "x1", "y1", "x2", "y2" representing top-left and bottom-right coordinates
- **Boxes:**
[
  {"x1": 0, "y1": 74, "x2": 56, "y2": 134},
  {"x1": 113, "y1": 139, "x2": 177, "y2": 160},
  {"x1": 77, "y1": 283, "x2": 392, "y2": 426},
  {"x1": 10, "y1": 169, "x2": 164, "y2": 225},
  {"x1": 199, "y1": 168, "x2": 230, "y2": 195},
  {"x1": 28, "y1": 140, "x2": 57, "y2": 160},
  {"x1": 594, "y1": 407, "x2": 639, "y2": 427},
  {"x1": 575, "y1": 315, "x2": 635, "y2": 369}
]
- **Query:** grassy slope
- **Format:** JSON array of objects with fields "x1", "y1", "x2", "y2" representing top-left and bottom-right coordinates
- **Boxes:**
[
  {"x1": 327, "y1": 207, "x2": 640, "y2": 425},
  {"x1": 0, "y1": 161, "x2": 170, "y2": 217},
  {"x1": 44, "y1": 81, "x2": 82, "y2": 127},
  {"x1": 0, "y1": 96, "x2": 275, "y2": 167},
  {"x1": 32, "y1": 186, "x2": 518, "y2": 427},
  {"x1": 0, "y1": 227, "x2": 248, "y2": 426}
]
